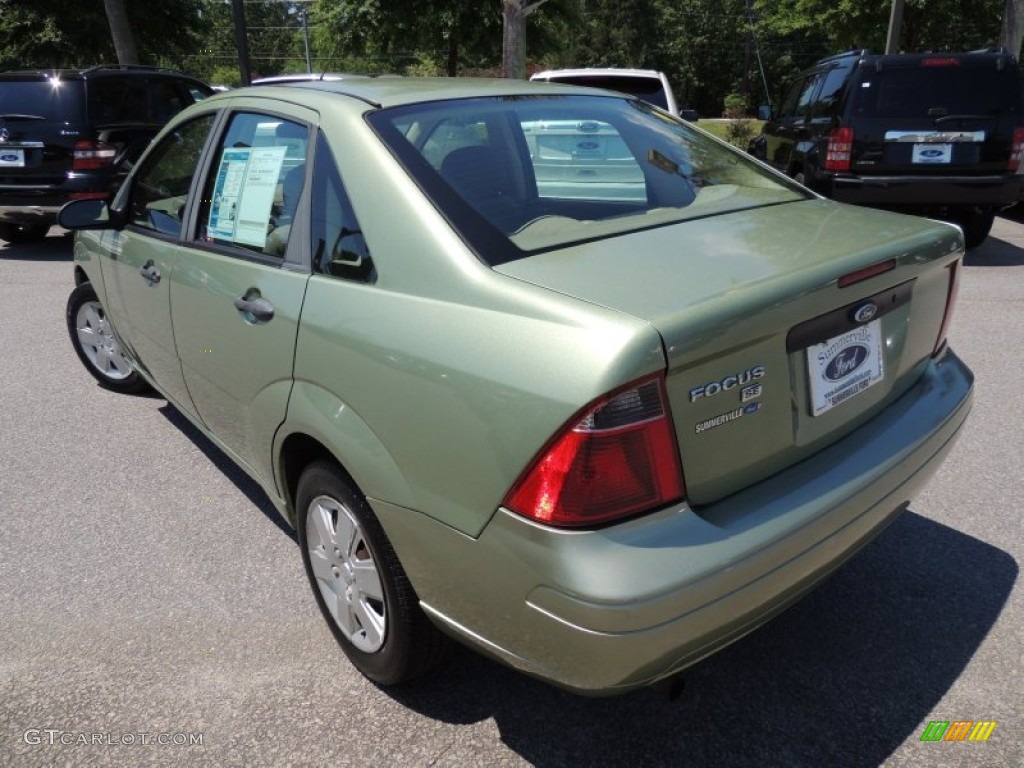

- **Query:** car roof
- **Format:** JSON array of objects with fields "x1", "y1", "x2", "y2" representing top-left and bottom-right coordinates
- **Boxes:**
[
  {"x1": 239, "y1": 77, "x2": 629, "y2": 110},
  {"x1": 531, "y1": 68, "x2": 665, "y2": 80},
  {"x1": 0, "y1": 65, "x2": 206, "y2": 82},
  {"x1": 251, "y1": 72, "x2": 372, "y2": 85},
  {"x1": 812, "y1": 48, "x2": 1017, "y2": 69}
]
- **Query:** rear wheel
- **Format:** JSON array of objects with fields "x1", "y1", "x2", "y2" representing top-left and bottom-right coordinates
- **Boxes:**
[
  {"x1": 66, "y1": 282, "x2": 150, "y2": 394},
  {"x1": 951, "y1": 208, "x2": 995, "y2": 250},
  {"x1": 0, "y1": 222, "x2": 50, "y2": 244},
  {"x1": 296, "y1": 461, "x2": 448, "y2": 686}
]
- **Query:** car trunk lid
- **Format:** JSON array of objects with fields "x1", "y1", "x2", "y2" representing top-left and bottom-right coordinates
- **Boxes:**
[{"x1": 495, "y1": 199, "x2": 963, "y2": 506}]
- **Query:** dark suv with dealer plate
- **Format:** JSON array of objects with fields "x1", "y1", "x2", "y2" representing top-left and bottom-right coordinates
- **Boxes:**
[
  {"x1": 0, "y1": 65, "x2": 212, "y2": 244},
  {"x1": 750, "y1": 49, "x2": 1024, "y2": 247}
]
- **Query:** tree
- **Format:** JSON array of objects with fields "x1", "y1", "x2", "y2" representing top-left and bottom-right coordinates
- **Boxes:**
[
  {"x1": 502, "y1": 0, "x2": 549, "y2": 79},
  {"x1": 1000, "y1": 0, "x2": 1024, "y2": 55},
  {"x1": 103, "y1": 0, "x2": 139, "y2": 65},
  {"x1": 0, "y1": 0, "x2": 205, "y2": 72}
]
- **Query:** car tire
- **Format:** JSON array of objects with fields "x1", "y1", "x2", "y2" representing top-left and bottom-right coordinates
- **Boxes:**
[
  {"x1": 0, "y1": 222, "x2": 50, "y2": 244},
  {"x1": 952, "y1": 208, "x2": 995, "y2": 250},
  {"x1": 296, "y1": 460, "x2": 448, "y2": 686},
  {"x1": 66, "y1": 282, "x2": 150, "y2": 394}
]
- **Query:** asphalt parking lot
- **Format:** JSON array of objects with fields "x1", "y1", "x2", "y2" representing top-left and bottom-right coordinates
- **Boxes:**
[{"x1": 1, "y1": 218, "x2": 1021, "y2": 767}]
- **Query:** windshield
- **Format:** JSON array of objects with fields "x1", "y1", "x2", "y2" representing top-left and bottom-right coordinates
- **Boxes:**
[
  {"x1": 369, "y1": 95, "x2": 806, "y2": 262},
  {"x1": 0, "y1": 78, "x2": 86, "y2": 122}
]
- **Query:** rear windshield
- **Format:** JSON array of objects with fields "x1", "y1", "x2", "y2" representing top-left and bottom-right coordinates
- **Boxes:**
[
  {"x1": 543, "y1": 75, "x2": 670, "y2": 111},
  {"x1": 368, "y1": 95, "x2": 806, "y2": 263},
  {"x1": 0, "y1": 79, "x2": 86, "y2": 123},
  {"x1": 851, "y1": 62, "x2": 1022, "y2": 118}
]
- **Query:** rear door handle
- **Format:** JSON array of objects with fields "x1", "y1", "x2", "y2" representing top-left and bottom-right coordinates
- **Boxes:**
[
  {"x1": 139, "y1": 260, "x2": 161, "y2": 284},
  {"x1": 233, "y1": 294, "x2": 275, "y2": 322}
]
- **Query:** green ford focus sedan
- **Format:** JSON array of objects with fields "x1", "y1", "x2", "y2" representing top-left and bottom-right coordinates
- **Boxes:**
[{"x1": 60, "y1": 78, "x2": 973, "y2": 696}]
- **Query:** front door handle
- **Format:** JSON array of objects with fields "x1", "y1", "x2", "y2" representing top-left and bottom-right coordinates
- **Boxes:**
[
  {"x1": 233, "y1": 294, "x2": 275, "y2": 322},
  {"x1": 139, "y1": 260, "x2": 161, "y2": 284}
]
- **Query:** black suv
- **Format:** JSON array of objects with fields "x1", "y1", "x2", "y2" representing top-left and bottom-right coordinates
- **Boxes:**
[
  {"x1": 0, "y1": 65, "x2": 212, "y2": 243},
  {"x1": 750, "y1": 49, "x2": 1024, "y2": 247}
]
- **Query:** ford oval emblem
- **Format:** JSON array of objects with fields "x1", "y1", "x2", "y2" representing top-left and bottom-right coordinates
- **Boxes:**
[
  {"x1": 577, "y1": 121, "x2": 600, "y2": 133},
  {"x1": 577, "y1": 141, "x2": 599, "y2": 150},
  {"x1": 920, "y1": 149, "x2": 944, "y2": 158},
  {"x1": 852, "y1": 301, "x2": 878, "y2": 324},
  {"x1": 825, "y1": 346, "x2": 869, "y2": 381},
  {"x1": 0, "y1": 153, "x2": 17, "y2": 162}
]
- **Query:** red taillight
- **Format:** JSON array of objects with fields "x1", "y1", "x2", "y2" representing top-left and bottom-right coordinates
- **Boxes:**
[
  {"x1": 933, "y1": 259, "x2": 961, "y2": 356},
  {"x1": 504, "y1": 375, "x2": 685, "y2": 527},
  {"x1": 1009, "y1": 127, "x2": 1024, "y2": 173},
  {"x1": 922, "y1": 57, "x2": 961, "y2": 67},
  {"x1": 72, "y1": 139, "x2": 116, "y2": 171},
  {"x1": 838, "y1": 258, "x2": 896, "y2": 288},
  {"x1": 824, "y1": 127, "x2": 854, "y2": 172}
]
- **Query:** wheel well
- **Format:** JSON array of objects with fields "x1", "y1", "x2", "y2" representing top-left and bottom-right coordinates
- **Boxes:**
[
  {"x1": 279, "y1": 433, "x2": 338, "y2": 520},
  {"x1": 73, "y1": 266, "x2": 89, "y2": 286}
]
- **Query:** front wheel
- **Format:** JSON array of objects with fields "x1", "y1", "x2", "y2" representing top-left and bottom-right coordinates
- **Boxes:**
[
  {"x1": 66, "y1": 282, "x2": 150, "y2": 394},
  {"x1": 296, "y1": 461, "x2": 448, "y2": 686}
]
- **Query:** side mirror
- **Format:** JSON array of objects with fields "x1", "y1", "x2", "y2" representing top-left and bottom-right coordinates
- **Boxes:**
[
  {"x1": 679, "y1": 108, "x2": 699, "y2": 122},
  {"x1": 58, "y1": 199, "x2": 124, "y2": 231},
  {"x1": 757, "y1": 105, "x2": 773, "y2": 121}
]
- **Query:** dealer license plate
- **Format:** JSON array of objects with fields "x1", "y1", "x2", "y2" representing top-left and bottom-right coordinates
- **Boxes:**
[
  {"x1": 912, "y1": 143, "x2": 952, "y2": 164},
  {"x1": 0, "y1": 148, "x2": 25, "y2": 167},
  {"x1": 807, "y1": 319, "x2": 884, "y2": 416}
]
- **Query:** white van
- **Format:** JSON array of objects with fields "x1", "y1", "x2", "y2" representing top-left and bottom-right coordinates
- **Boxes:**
[{"x1": 530, "y1": 68, "x2": 696, "y2": 120}]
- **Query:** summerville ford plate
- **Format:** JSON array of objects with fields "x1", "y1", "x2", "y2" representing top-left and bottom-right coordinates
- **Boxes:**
[{"x1": 808, "y1": 319, "x2": 885, "y2": 416}]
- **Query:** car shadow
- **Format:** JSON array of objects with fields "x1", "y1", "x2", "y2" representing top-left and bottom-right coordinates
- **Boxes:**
[
  {"x1": 966, "y1": 242, "x2": 1024, "y2": 267},
  {"x1": 386, "y1": 511, "x2": 1016, "y2": 767},
  {"x1": 966, "y1": 232, "x2": 1024, "y2": 267},
  {"x1": 0, "y1": 232, "x2": 74, "y2": 261},
  {"x1": 156, "y1": 403, "x2": 297, "y2": 542}
]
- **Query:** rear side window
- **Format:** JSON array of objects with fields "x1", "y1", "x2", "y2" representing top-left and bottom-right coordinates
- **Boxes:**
[
  {"x1": 852, "y1": 63, "x2": 1022, "y2": 118},
  {"x1": 310, "y1": 130, "x2": 373, "y2": 281},
  {"x1": 0, "y1": 79, "x2": 86, "y2": 123},
  {"x1": 88, "y1": 77, "x2": 195, "y2": 124},
  {"x1": 809, "y1": 65, "x2": 853, "y2": 118}
]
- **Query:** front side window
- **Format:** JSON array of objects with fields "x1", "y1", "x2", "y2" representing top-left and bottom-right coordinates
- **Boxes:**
[
  {"x1": 370, "y1": 95, "x2": 807, "y2": 260},
  {"x1": 129, "y1": 113, "x2": 215, "y2": 236},
  {"x1": 196, "y1": 112, "x2": 309, "y2": 257}
]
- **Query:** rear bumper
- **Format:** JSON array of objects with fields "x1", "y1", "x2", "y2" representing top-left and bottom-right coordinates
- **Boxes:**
[
  {"x1": 376, "y1": 349, "x2": 974, "y2": 695},
  {"x1": 826, "y1": 173, "x2": 1023, "y2": 208},
  {"x1": 0, "y1": 174, "x2": 116, "y2": 224}
]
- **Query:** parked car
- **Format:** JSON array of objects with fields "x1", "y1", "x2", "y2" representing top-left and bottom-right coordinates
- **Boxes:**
[
  {"x1": 531, "y1": 67, "x2": 697, "y2": 120},
  {"x1": 0, "y1": 64, "x2": 213, "y2": 244},
  {"x1": 749, "y1": 48, "x2": 1024, "y2": 247},
  {"x1": 60, "y1": 78, "x2": 972, "y2": 695}
]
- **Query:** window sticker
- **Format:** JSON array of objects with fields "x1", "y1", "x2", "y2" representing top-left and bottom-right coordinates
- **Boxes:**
[{"x1": 207, "y1": 145, "x2": 287, "y2": 247}]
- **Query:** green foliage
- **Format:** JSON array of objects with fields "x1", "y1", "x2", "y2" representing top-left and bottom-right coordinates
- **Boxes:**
[
  {"x1": 0, "y1": 0, "x2": 1010, "y2": 111},
  {"x1": 0, "y1": 0, "x2": 206, "y2": 73}
]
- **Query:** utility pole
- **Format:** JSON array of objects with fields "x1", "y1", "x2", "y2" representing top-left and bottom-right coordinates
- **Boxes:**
[
  {"x1": 231, "y1": 0, "x2": 252, "y2": 86},
  {"x1": 886, "y1": 0, "x2": 905, "y2": 54}
]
